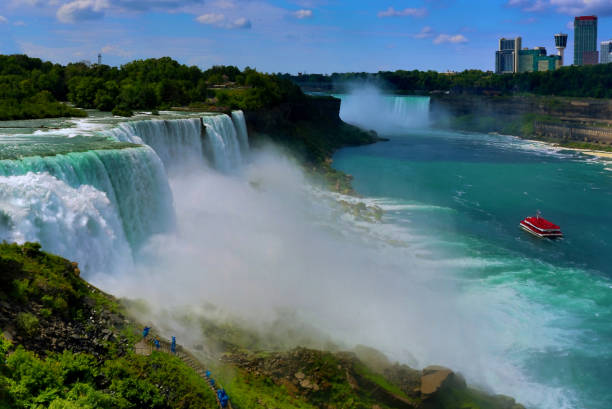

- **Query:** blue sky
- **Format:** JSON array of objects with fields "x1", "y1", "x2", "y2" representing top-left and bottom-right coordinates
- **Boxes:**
[{"x1": 0, "y1": 0, "x2": 611, "y2": 73}]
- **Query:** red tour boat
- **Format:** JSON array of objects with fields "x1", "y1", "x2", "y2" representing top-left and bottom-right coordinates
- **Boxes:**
[{"x1": 519, "y1": 211, "x2": 563, "y2": 238}]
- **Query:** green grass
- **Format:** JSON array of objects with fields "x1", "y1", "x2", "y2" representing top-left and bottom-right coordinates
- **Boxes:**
[
  {"x1": 352, "y1": 362, "x2": 411, "y2": 401},
  {"x1": 215, "y1": 365, "x2": 317, "y2": 409}
]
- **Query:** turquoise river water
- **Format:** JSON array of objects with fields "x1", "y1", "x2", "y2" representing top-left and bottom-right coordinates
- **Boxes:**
[
  {"x1": 0, "y1": 98, "x2": 610, "y2": 409},
  {"x1": 334, "y1": 94, "x2": 612, "y2": 409}
]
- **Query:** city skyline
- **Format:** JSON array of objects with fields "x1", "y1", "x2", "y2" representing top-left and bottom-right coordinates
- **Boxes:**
[{"x1": 0, "y1": 1, "x2": 611, "y2": 73}]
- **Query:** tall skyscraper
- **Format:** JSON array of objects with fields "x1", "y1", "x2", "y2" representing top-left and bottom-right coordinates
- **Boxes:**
[
  {"x1": 601, "y1": 40, "x2": 612, "y2": 64},
  {"x1": 495, "y1": 37, "x2": 521, "y2": 74},
  {"x1": 574, "y1": 16, "x2": 598, "y2": 65},
  {"x1": 555, "y1": 33, "x2": 568, "y2": 66}
]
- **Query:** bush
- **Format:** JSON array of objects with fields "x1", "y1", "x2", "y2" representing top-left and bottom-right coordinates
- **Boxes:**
[
  {"x1": 111, "y1": 104, "x2": 133, "y2": 117},
  {"x1": 16, "y1": 313, "x2": 39, "y2": 337}
]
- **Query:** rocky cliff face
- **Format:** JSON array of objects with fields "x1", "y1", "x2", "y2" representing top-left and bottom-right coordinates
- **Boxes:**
[
  {"x1": 430, "y1": 94, "x2": 612, "y2": 124},
  {"x1": 244, "y1": 95, "x2": 379, "y2": 164}
]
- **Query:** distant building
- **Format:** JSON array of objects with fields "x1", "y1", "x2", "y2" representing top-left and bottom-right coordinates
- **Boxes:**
[
  {"x1": 495, "y1": 37, "x2": 521, "y2": 74},
  {"x1": 574, "y1": 16, "x2": 598, "y2": 65},
  {"x1": 518, "y1": 47, "x2": 561, "y2": 72},
  {"x1": 554, "y1": 33, "x2": 568, "y2": 66},
  {"x1": 601, "y1": 40, "x2": 612, "y2": 64}
]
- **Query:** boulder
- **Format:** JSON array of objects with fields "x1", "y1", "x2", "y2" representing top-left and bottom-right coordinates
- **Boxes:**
[{"x1": 420, "y1": 365, "x2": 465, "y2": 397}]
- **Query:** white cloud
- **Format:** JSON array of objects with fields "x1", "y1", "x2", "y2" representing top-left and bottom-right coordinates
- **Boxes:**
[
  {"x1": 57, "y1": 0, "x2": 109, "y2": 23},
  {"x1": 196, "y1": 13, "x2": 251, "y2": 29},
  {"x1": 0, "y1": 16, "x2": 8, "y2": 24},
  {"x1": 433, "y1": 33, "x2": 467, "y2": 44},
  {"x1": 10, "y1": 0, "x2": 44, "y2": 6},
  {"x1": 110, "y1": 0, "x2": 204, "y2": 11},
  {"x1": 294, "y1": 9, "x2": 313, "y2": 19},
  {"x1": 212, "y1": 0, "x2": 235, "y2": 9},
  {"x1": 229, "y1": 17, "x2": 251, "y2": 29},
  {"x1": 196, "y1": 13, "x2": 225, "y2": 24},
  {"x1": 414, "y1": 26, "x2": 433, "y2": 39},
  {"x1": 377, "y1": 6, "x2": 427, "y2": 18},
  {"x1": 101, "y1": 44, "x2": 131, "y2": 57},
  {"x1": 507, "y1": 0, "x2": 612, "y2": 16},
  {"x1": 14, "y1": 20, "x2": 27, "y2": 26}
]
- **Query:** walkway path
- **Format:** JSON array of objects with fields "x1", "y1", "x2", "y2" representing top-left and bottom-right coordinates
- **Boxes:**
[{"x1": 135, "y1": 334, "x2": 232, "y2": 409}]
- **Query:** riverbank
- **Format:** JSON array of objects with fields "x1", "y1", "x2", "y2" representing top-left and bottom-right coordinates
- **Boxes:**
[
  {"x1": 0, "y1": 242, "x2": 526, "y2": 409},
  {"x1": 430, "y1": 94, "x2": 612, "y2": 154}
]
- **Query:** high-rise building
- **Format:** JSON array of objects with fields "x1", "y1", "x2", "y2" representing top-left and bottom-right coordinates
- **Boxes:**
[
  {"x1": 518, "y1": 47, "x2": 561, "y2": 72},
  {"x1": 554, "y1": 33, "x2": 568, "y2": 66},
  {"x1": 574, "y1": 16, "x2": 598, "y2": 65},
  {"x1": 601, "y1": 40, "x2": 612, "y2": 64},
  {"x1": 495, "y1": 37, "x2": 521, "y2": 74}
]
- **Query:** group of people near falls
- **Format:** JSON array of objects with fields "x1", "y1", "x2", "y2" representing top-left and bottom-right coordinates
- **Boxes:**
[{"x1": 142, "y1": 327, "x2": 229, "y2": 407}]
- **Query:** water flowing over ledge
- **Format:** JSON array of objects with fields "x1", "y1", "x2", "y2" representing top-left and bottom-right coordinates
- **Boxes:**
[
  {"x1": 0, "y1": 111, "x2": 250, "y2": 274},
  {"x1": 109, "y1": 111, "x2": 249, "y2": 173}
]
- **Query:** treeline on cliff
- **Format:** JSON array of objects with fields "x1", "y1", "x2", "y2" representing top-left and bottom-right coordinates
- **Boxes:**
[
  {"x1": 286, "y1": 63, "x2": 612, "y2": 98},
  {"x1": 0, "y1": 54, "x2": 304, "y2": 119}
]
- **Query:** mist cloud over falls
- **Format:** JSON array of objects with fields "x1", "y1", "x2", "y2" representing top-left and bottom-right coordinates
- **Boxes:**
[
  {"x1": 337, "y1": 84, "x2": 431, "y2": 134},
  {"x1": 89, "y1": 143, "x2": 568, "y2": 409}
]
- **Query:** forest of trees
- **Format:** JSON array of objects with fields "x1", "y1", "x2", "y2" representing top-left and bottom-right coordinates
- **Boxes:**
[
  {"x1": 2, "y1": 53, "x2": 612, "y2": 121},
  {"x1": 286, "y1": 63, "x2": 612, "y2": 98},
  {"x1": 0, "y1": 55, "x2": 304, "y2": 120}
]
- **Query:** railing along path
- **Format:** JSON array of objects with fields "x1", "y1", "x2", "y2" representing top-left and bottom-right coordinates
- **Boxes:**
[{"x1": 135, "y1": 333, "x2": 232, "y2": 409}]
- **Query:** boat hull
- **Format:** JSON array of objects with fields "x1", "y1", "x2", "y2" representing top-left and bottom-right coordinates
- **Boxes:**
[{"x1": 519, "y1": 222, "x2": 563, "y2": 239}]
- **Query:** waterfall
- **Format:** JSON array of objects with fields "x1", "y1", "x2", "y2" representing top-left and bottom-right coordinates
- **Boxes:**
[
  {"x1": 0, "y1": 110, "x2": 249, "y2": 274},
  {"x1": 231, "y1": 110, "x2": 250, "y2": 156},
  {"x1": 0, "y1": 172, "x2": 132, "y2": 274},
  {"x1": 202, "y1": 114, "x2": 243, "y2": 172},
  {"x1": 109, "y1": 111, "x2": 249, "y2": 173},
  {"x1": 336, "y1": 86, "x2": 431, "y2": 133},
  {"x1": 0, "y1": 147, "x2": 175, "y2": 273},
  {"x1": 109, "y1": 118, "x2": 205, "y2": 171}
]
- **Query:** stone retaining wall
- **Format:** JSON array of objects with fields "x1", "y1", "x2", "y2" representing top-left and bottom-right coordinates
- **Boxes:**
[{"x1": 534, "y1": 122, "x2": 612, "y2": 145}]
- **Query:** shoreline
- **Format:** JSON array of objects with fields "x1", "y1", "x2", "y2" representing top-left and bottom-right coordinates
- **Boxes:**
[{"x1": 549, "y1": 145, "x2": 612, "y2": 159}]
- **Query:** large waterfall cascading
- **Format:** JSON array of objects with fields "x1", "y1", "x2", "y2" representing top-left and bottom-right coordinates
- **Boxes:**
[
  {"x1": 0, "y1": 147, "x2": 175, "y2": 273},
  {"x1": 231, "y1": 110, "x2": 250, "y2": 156},
  {"x1": 202, "y1": 113, "x2": 244, "y2": 172},
  {"x1": 109, "y1": 118, "x2": 205, "y2": 170},
  {"x1": 337, "y1": 90, "x2": 431, "y2": 132},
  {"x1": 0, "y1": 172, "x2": 132, "y2": 274},
  {"x1": 108, "y1": 111, "x2": 249, "y2": 173},
  {"x1": 0, "y1": 110, "x2": 249, "y2": 274}
]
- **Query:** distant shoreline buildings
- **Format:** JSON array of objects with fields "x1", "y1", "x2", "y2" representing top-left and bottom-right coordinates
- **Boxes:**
[
  {"x1": 495, "y1": 15, "x2": 610, "y2": 74},
  {"x1": 574, "y1": 16, "x2": 598, "y2": 65},
  {"x1": 495, "y1": 37, "x2": 561, "y2": 74}
]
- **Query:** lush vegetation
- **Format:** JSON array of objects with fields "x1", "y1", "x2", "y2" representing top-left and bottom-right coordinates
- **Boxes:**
[
  {"x1": 0, "y1": 55, "x2": 86, "y2": 120},
  {"x1": 0, "y1": 242, "x2": 219, "y2": 409},
  {"x1": 0, "y1": 54, "x2": 304, "y2": 119},
  {"x1": 0, "y1": 339, "x2": 218, "y2": 409},
  {"x1": 286, "y1": 63, "x2": 612, "y2": 98}
]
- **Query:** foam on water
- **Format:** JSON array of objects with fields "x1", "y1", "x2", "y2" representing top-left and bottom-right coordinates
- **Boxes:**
[{"x1": 0, "y1": 172, "x2": 132, "y2": 273}]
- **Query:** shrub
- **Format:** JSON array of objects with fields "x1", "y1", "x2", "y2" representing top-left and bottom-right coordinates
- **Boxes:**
[{"x1": 16, "y1": 313, "x2": 39, "y2": 337}]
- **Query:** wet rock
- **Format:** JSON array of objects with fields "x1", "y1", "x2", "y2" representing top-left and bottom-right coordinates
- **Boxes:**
[{"x1": 420, "y1": 365, "x2": 457, "y2": 396}]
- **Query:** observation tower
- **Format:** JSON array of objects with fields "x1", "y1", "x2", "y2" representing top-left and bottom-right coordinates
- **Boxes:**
[{"x1": 555, "y1": 33, "x2": 568, "y2": 66}]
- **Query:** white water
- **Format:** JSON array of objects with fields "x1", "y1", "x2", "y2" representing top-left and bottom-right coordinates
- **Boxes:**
[
  {"x1": 0, "y1": 111, "x2": 248, "y2": 273},
  {"x1": 110, "y1": 118, "x2": 205, "y2": 171},
  {"x1": 202, "y1": 114, "x2": 244, "y2": 172},
  {"x1": 336, "y1": 85, "x2": 430, "y2": 132},
  {"x1": 0, "y1": 172, "x2": 131, "y2": 274}
]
